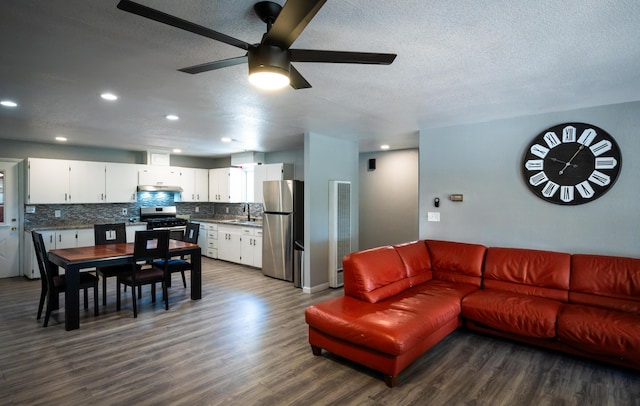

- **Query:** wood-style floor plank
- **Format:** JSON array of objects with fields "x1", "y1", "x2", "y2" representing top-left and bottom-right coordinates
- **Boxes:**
[{"x1": 1, "y1": 258, "x2": 638, "y2": 405}]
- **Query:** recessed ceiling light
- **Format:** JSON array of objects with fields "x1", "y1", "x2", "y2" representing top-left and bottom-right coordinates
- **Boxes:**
[
  {"x1": 55, "y1": 136, "x2": 67, "y2": 142},
  {"x1": 100, "y1": 92, "x2": 118, "y2": 101},
  {"x1": 166, "y1": 114, "x2": 179, "y2": 120},
  {"x1": 221, "y1": 137, "x2": 232, "y2": 142},
  {"x1": 380, "y1": 144, "x2": 390, "y2": 150},
  {"x1": 173, "y1": 148, "x2": 181, "y2": 153},
  {"x1": 1, "y1": 100, "x2": 18, "y2": 107}
]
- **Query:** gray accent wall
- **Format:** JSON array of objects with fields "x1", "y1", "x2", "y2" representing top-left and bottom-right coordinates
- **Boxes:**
[
  {"x1": 359, "y1": 149, "x2": 419, "y2": 250},
  {"x1": 419, "y1": 101, "x2": 640, "y2": 257},
  {"x1": 304, "y1": 132, "x2": 359, "y2": 292}
]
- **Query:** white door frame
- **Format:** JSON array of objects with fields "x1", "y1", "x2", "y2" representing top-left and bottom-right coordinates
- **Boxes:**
[{"x1": 0, "y1": 159, "x2": 24, "y2": 278}]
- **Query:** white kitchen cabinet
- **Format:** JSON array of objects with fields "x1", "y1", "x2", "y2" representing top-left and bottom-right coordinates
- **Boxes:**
[
  {"x1": 195, "y1": 222, "x2": 218, "y2": 258},
  {"x1": 23, "y1": 228, "x2": 94, "y2": 279},
  {"x1": 28, "y1": 158, "x2": 107, "y2": 204},
  {"x1": 27, "y1": 158, "x2": 72, "y2": 204},
  {"x1": 69, "y1": 161, "x2": 107, "y2": 203},
  {"x1": 209, "y1": 168, "x2": 242, "y2": 202},
  {"x1": 240, "y1": 227, "x2": 262, "y2": 268},
  {"x1": 126, "y1": 224, "x2": 147, "y2": 242},
  {"x1": 217, "y1": 224, "x2": 261, "y2": 267},
  {"x1": 218, "y1": 224, "x2": 242, "y2": 263},
  {"x1": 106, "y1": 163, "x2": 140, "y2": 202},
  {"x1": 138, "y1": 166, "x2": 181, "y2": 186},
  {"x1": 178, "y1": 168, "x2": 209, "y2": 202},
  {"x1": 253, "y1": 163, "x2": 294, "y2": 204}
]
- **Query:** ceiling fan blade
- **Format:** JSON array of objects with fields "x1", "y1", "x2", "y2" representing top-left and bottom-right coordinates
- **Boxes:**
[
  {"x1": 263, "y1": 0, "x2": 327, "y2": 50},
  {"x1": 289, "y1": 65, "x2": 312, "y2": 89},
  {"x1": 290, "y1": 49, "x2": 397, "y2": 64},
  {"x1": 117, "y1": 0, "x2": 250, "y2": 51},
  {"x1": 179, "y1": 56, "x2": 248, "y2": 74}
]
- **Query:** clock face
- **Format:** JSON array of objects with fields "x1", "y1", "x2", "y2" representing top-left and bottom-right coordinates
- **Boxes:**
[{"x1": 522, "y1": 123, "x2": 622, "y2": 205}]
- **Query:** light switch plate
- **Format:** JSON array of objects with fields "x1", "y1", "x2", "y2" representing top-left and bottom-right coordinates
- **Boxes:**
[
  {"x1": 427, "y1": 212, "x2": 440, "y2": 222},
  {"x1": 54, "y1": 210, "x2": 61, "y2": 218}
]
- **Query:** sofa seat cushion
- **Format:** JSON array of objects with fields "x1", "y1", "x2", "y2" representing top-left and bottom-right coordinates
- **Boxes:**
[
  {"x1": 558, "y1": 304, "x2": 640, "y2": 361},
  {"x1": 461, "y1": 289, "x2": 562, "y2": 338},
  {"x1": 305, "y1": 288, "x2": 463, "y2": 356}
]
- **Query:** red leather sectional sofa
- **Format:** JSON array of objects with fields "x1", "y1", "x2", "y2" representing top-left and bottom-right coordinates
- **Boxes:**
[{"x1": 305, "y1": 240, "x2": 640, "y2": 387}]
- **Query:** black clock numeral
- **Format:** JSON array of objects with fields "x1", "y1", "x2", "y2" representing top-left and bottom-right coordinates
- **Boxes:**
[
  {"x1": 543, "y1": 132, "x2": 560, "y2": 148},
  {"x1": 577, "y1": 128, "x2": 597, "y2": 146},
  {"x1": 590, "y1": 140, "x2": 612, "y2": 156},
  {"x1": 530, "y1": 144, "x2": 549, "y2": 159},
  {"x1": 589, "y1": 171, "x2": 610, "y2": 186},
  {"x1": 576, "y1": 181, "x2": 595, "y2": 198},
  {"x1": 529, "y1": 171, "x2": 548, "y2": 187},
  {"x1": 595, "y1": 157, "x2": 617, "y2": 169},
  {"x1": 562, "y1": 125, "x2": 576, "y2": 143},
  {"x1": 542, "y1": 181, "x2": 559, "y2": 198},
  {"x1": 560, "y1": 186, "x2": 574, "y2": 203}
]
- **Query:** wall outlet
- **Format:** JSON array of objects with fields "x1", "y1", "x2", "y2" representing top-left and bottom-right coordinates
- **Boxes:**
[
  {"x1": 195, "y1": 206, "x2": 200, "y2": 213},
  {"x1": 226, "y1": 207, "x2": 229, "y2": 213},
  {"x1": 54, "y1": 210, "x2": 61, "y2": 218},
  {"x1": 427, "y1": 212, "x2": 440, "y2": 222},
  {"x1": 26, "y1": 205, "x2": 36, "y2": 213},
  {"x1": 122, "y1": 208, "x2": 127, "y2": 215}
]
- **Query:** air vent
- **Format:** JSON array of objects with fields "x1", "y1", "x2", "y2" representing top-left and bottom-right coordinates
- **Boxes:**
[{"x1": 329, "y1": 180, "x2": 351, "y2": 288}]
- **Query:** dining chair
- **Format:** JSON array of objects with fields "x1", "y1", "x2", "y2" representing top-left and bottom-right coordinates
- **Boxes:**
[
  {"x1": 32, "y1": 231, "x2": 99, "y2": 327},
  {"x1": 94, "y1": 223, "x2": 130, "y2": 306},
  {"x1": 153, "y1": 222, "x2": 200, "y2": 288},
  {"x1": 116, "y1": 230, "x2": 171, "y2": 318}
]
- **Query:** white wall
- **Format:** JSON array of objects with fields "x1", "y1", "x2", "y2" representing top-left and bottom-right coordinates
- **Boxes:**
[
  {"x1": 419, "y1": 101, "x2": 640, "y2": 257},
  {"x1": 303, "y1": 132, "x2": 359, "y2": 292},
  {"x1": 359, "y1": 149, "x2": 419, "y2": 250}
]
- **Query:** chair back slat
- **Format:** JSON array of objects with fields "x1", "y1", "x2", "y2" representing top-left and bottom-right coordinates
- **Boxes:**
[
  {"x1": 94, "y1": 223, "x2": 127, "y2": 245},
  {"x1": 31, "y1": 231, "x2": 52, "y2": 283},
  {"x1": 133, "y1": 230, "x2": 171, "y2": 263},
  {"x1": 183, "y1": 222, "x2": 200, "y2": 244}
]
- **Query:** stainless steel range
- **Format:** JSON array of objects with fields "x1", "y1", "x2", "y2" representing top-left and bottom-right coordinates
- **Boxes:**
[{"x1": 140, "y1": 206, "x2": 187, "y2": 239}]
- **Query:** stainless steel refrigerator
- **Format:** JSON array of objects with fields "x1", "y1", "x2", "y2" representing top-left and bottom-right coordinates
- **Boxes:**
[{"x1": 262, "y1": 180, "x2": 304, "y2": 281}]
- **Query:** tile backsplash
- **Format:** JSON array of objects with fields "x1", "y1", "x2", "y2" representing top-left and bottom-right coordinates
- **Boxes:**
[{"x1": 25, "y1": 192, "x2": 262, "y2": 230}]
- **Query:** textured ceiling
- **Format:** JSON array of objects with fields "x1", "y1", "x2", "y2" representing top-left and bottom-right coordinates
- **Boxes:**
[{"x1": 1, "y1": 0, "x2": 639, "y2": 157}]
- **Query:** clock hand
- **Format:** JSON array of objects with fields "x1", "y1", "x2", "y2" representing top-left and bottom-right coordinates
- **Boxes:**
[
  {"x1": 559, "y1": 144, "x2": 584, "y2": 175},
  {"x1": 549, "y1": 157, "x2": 578, "y2": 167}
]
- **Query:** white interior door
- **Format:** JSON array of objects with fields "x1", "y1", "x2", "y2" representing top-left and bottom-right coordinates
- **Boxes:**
[{"x1": 0, "y1": 161, "x2": 20, "y2": 278}]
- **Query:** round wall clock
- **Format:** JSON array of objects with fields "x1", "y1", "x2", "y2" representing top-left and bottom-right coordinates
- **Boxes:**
[{"x1": 521, "y1": 122, "x2": 622, "y2": 205}]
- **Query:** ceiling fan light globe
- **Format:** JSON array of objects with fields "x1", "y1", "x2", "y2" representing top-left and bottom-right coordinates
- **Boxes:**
[{"x1": 249, "y1": 70, "x2": 290, "y2": 90}]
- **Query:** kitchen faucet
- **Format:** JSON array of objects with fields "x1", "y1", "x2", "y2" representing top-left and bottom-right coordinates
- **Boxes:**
[{"x1": 244, "y1": 203, "x2": 251, "y2": 222}]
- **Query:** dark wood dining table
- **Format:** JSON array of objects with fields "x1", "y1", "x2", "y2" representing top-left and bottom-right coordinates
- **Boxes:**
[{"x1": 47, "y1": 240, "x2": 201, "y2": 331}]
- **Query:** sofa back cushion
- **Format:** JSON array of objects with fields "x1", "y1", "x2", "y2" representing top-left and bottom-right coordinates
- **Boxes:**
[
  {"x1": 570, "y1": 254, "x2": 640, "y2": 313},
  {"x1": 425, "y1": 240, "x2": 486, "y2": 287},
  {"x1": 394, "y1": 240, "x2": 433, "y2": 287},
  {"x1": 483, "y1": 247, "x2": 571, "y2": 301},
  {"x1": 343, "y1": 246, "x2": 410, "y2": 303}
]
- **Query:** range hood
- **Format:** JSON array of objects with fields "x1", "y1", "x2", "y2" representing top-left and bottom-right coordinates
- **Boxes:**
[{"x1": 137, "y1": 185, "x2": 183, "y2": 192}]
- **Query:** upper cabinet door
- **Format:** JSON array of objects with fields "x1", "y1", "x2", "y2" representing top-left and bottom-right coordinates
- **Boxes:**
[
  {"x1": 27, "y1": 158, "x2": 70, "y2": 204},
  {"x1": 106, "y1": 163, "x2": 139, "y2": 203},
  {"x1": 69, "y1": 161, "x2": 106, "y2": 203}
]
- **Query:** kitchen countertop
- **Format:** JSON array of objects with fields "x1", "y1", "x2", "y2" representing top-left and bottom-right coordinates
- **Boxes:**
[{"x1": 26, "y1": 217, "x2": 263, "y2": 232}]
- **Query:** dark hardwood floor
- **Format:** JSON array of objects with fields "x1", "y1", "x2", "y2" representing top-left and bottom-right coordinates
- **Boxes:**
[{"x1": 1, "y1": 258, "x2": 638, "y2": 405}]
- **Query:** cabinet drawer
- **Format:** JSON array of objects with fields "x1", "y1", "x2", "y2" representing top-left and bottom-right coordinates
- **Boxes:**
[
  {"x1": 206, "y1": 248, "x2": 218, "y2": 258},
  {"x1": 254, "y1": 229, "x2": 263, "y2": 237},
  {"x1": 241, "y1": 227, "x2": 254, "y2": 236},
  {"x1": 207, "y1": 239, "x2": 218, "y2": 249}
]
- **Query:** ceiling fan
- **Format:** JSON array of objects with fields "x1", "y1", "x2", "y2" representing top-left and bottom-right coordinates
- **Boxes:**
[{"x1": 117, "y1": 0, "x2": 397, "y2": 90}]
